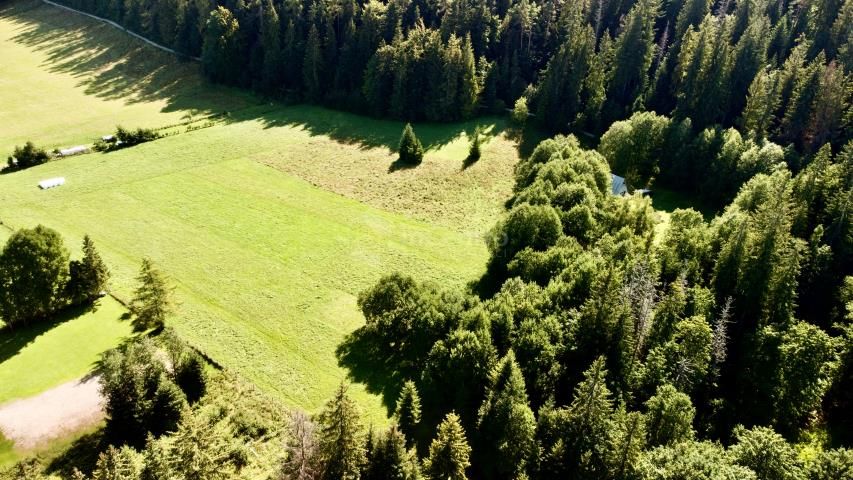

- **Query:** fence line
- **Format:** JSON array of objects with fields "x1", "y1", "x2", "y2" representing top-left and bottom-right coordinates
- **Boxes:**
[{"x1": 40, "y1": 0, "x2": 201, "y2": 61}]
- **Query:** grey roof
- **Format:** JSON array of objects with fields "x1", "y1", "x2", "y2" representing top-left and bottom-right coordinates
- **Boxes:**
[{"x1": 611, "y1": 174, "x2": 628, "y2": 196}]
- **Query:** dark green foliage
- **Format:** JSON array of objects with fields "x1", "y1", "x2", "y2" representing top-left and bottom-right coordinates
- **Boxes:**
[
  {"x1": 100, "y1": 338, "x2": 188, "y2": 447},
  {"x1": 5, "y1": 141, "x2": 50, "y2": 172},
  {"x1": 362, "y1": 426, "x2": 421, "y2": 480},
  {"x1": 730, "y1": 426, "x2": 804, "y2": 480},
  {"x1": 130, "y1": 257, "x2": 174, "y2": 331},
  {"x1": 398, "y1": 124, "x2": 424, "y2": 166},
  {"x1": 423, "y1": 413, "x2": 471, "y2": 480},
  {"x1": 644, "y1": 384, "x2": 695, "y2": 447},
  {"x1": 466, "y1": 126, "x2": 482, "y2": 164},
  {"x1": 316, "y1": 383, "x2": 366, "y2": 480},
  {"x1": 174, "y1": 352, "x2": 207, "y2": 404},
  {"x1": 0, "y1": 225, "x2": 69, "y2": 328},
  {"x1": 113, "y1": 126, "x2": 160, "y2": 149},
  {"x1": 66, "y1": 235, "x2": 110, "y2": 306},
  {"x1": 395, "y1": 380, "x2": 422, "y2": 449},
  {"x1": 475, "y1": 351, "x2": 536, "y2": 478}
]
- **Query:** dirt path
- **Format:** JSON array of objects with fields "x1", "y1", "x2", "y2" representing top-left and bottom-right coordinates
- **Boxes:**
[{"x1": 0, "y1": 376, "x2": 104, "y2": 450}]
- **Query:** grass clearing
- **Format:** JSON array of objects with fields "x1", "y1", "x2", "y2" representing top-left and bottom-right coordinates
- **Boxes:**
[
  {"x1": 0, "y1": 0, "x2": 523, "y2": 421},
  {"x1": 0, "y1": 0, "x2": 258, "y2": 154},
  {"x1": 0, "y1": 128, "x2": 491, "y2": 419},
  {"x1": 0, "y1": 297, "x2": 132, "y2": 404}
]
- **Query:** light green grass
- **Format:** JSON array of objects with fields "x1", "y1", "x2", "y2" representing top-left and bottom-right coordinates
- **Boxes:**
[
  {"x1": 0, "y1": 0, "x2": 515, "y2": 421},
  {"x1": 0, "y1": 0, "x2": 259, "y2": 154},
  {"x1": 0, "y1": 127, "x2": 490, "y2": 419},
  {"x1": 0, "y1": 297, "x2": 132, "y2": 404}
]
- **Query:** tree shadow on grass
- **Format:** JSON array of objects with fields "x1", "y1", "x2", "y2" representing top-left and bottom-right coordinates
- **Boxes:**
[
  {"x1": 44, "y1": 429, "x2": 105, "y2": 478},
  {"x1": 2, "y1": 1, "x2": 537, "y2": 161},
  {"x1": 0, "y1": 303, "x2": 102, "y2": 365},
  {"x1": 335, "y1": 327, "x2": 406, "y2": 416}
]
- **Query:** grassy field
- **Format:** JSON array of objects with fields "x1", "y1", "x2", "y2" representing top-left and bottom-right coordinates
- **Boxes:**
[
  {"x1": 0, "y1": 297, "x2": 132, "y2": 404},
  {"x1": 0, "y1": 127, "x2": 491, "y2": 418},
  {"x1": 0, "y1": 0, "x2": 258, "y2": 154},
  {"x1": 0, "y1": 0, "x2": 524, "y2": 421}
]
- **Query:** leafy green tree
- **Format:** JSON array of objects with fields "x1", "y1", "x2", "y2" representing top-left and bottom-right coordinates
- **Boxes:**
[
  {"x1": 476, "y1": 351, "x2": 536, "y2": 478},
  {"x1": 398, "y1": 124, "x2": 425, "y2": 165},
  {"x1": 805, "y1": 448, "x2": 853, "y2": 480},
  {"x1": 67, "y1": 235, "x2": 110, "y2": 305},
  {"x1": 0, "y1": 225, "x2": 69, "y2": 328},
  {"x1": 423, "y1": 413, "x2": 471, "y2": 480},
  {"x1": 131, "y1": 258, "x2": 174, "y2": 331},
  {"x1": 512, "y1": 97, "x2": 529, "y2": 125},
  {"x1": 201, "y1": 7, "x2": 241, "y2": 84},
  {"x1": 637, "y1": 440, "x2": 757, "y2": 480},
  {"x1": 395, "y1": 380, "x2": 422, "y2": 449},
  {"x1": 316, "y1": 383, "x2": 366, "y2": 480},
  {"x1": 644, "y1": 384, "x2": 695, "y2": 447},
  {"x1": 5, "y1": 141, "x2": 49, "y2": 171},
  {"x1": 174, "y1": 352, "x2": 207, "y2": 404},
  {"x1": 730, "y1": 426, "x2": 805, "y2": 480}
]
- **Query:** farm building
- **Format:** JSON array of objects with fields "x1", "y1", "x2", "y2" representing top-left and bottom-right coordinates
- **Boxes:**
[
  {"x1": 611, "y1": 174, "x2": 628, "y2": 196},
  {"x1": 38, "y1": 177, "x2": 65, "y2": 189},
  {"x1": 58, "y1": 145, "x2": 88, "y2": 156}
]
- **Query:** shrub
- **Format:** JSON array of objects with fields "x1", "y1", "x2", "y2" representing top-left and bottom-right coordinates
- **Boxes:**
[
  {"x1": 512, "y1": 97, "x2": 529, "y2": 125},
  {"x1": 398, "y1": 123, "x2": 424, "y2": 165},
  {"x1": 5, "y1": 142, "x2": 50, "y2": 172}
]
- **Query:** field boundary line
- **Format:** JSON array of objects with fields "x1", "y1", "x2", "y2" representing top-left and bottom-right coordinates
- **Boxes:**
[{"x1": 40, "y1": 0, "x2": 201, "y2": 61}]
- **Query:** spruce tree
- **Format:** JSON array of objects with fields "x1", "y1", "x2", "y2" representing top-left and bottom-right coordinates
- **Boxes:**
[
  {"x1": 67, "y1": 235, "x2": 110, "y2": 305},
  {"x1": 260, "y1": 0, "x2": 284, "y2": 92},
  {"x1": 131, "y1": 258, "x2": 174, "y2": 331},
  {"x1": 423, "y1": 412, "x2": 471, "y2": 480},
  {"x1": 476, "y1": 351, "x2": 536, "y2": 479},
  {"x1": 394, "y1": 380, "x2": 422, "y2": 448},
  {"x1": 361, "y1": 426, "x2": 420, "y2": 480},
  {"x1": 317, "y1": 383, "x2": 366, "y2": 480},
  {"x1": 303, "y1": 24, "x2": 324, "y2": 101},
  {"x1": 398, "y1": 124, "x2": 424, "y2": 165},
  {"x1": 467, "y1": 126, "x2": 482, "y2": 164}
]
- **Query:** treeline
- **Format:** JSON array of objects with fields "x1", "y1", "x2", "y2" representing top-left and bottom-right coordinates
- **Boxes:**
[
  {"x1": 0, "y1": 226, "x2": 108, "y2": 328},
  {"x1": 337, "y1": 134, "x2": 853, "y2": 478},
  {"x1": 52, "y1": 0, "x2": 852, "y2": 145}
]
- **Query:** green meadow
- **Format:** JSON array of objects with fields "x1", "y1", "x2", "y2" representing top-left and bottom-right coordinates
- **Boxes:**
[{"x1": 0, "y1": 0, "x2": 522, "y2": 419}]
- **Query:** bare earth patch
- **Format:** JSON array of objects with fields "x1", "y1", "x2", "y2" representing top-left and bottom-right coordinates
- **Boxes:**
[{"x1": 0, "y1": 377, "x2": 103, "y2": 450}]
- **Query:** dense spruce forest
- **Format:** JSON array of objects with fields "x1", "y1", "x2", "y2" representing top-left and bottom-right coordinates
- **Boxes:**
[{"x1": 54, "y1": 0, "x2": 853, "y2": 204}]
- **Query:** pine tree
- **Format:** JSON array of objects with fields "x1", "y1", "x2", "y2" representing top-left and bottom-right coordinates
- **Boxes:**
[
  {"x1": 92, "y1": 445, "x2": 142, "y2": 480},
  {"x1": 317, "y1": 383, "x2": 366, "y2": 480},
  {"x1": 361, "y1": 426, "x2": 421, "y2": 480},
  {"x1": 67, "y1": 234, "x2": 110, "y2": 305},
  {"x1": 476, "y1": 351, "x2": 536, "y2": 479},
  {"x1": 260, "y1": 0, "x2": 284, "y2": 93},
  {"x1": 467, "y1": 125, "x2": 482, "y2": 164},
  {"x1": 644, "y1": 384, "x2": 695, "y2": 447},
  {"x1": 131, "y1": 257, "x2": 174, "y2": 331},
  {"x1": 423, "y1": 412, "x2": 471, "y2": 480},
  {"x1": 395, "y1": 380, "x2": 422, "y2": 448},
  {"x1": 398, "y1": 123, "x2": 424, "y2": 165},
  {"x1": 741, "y1": 68, "x2": 782, "y2": 141},
  {"x1": 303, "y1": 24, "x2": 324, "y2": 101}
]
